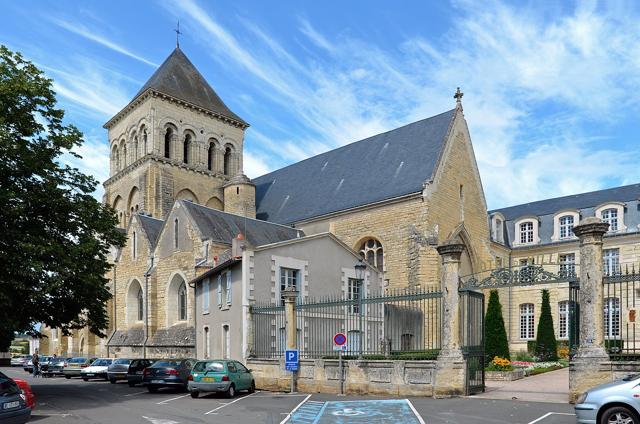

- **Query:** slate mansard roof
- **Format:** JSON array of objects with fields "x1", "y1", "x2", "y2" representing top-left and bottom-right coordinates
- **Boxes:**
[
  {"x1": 180, "y1": 200, "x2": 302, "y2": 246},
  {"x1": 253, "y1": 109, "x2": 457, "y2": 225}
]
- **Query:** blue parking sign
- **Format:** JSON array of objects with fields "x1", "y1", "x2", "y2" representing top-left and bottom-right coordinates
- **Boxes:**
[{"x1": 285, "y1": 349, "x2": 298, "y2": 371}]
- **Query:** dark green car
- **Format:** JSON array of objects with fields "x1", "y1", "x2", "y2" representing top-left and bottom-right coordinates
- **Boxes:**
[{"x1": 188, "y1": 360, "x2": 255, "y2": 398}]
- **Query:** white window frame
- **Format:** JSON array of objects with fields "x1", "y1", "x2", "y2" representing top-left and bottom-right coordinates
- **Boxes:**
[
  {"x1": 225, "y1": 271, "x2": 232, "y2": 306},
  {"x1": 519, "y1": 303, "x2": 535, "y2": 340},
  {"x1": 279, "y1": 267, "x2": 299, "y2": 305},
  {"x1": 559, "y1": 253, "x2": 576, "y2": 277},
  {"x1": 603, "y1": 248, "x2": 620, "y2": 276},
  {"x1": 514, "y1": 218, "x2": 539, "y2": 246},
  {"x1": 604, "y1": 297, "x2": 620, "y2": 338},
  {"x1": 491, "y1": 213, "x2": 505, "y2": 243},
  {"x1": 558, "y1": 301, "x2": 569, "y2": 339},
  {"x1": 202, "y1": 278, "x2": 210, "y2": 314},
  {"x1": 559, "y1": 215, "x2": 574, "y2": 239},
  {"x1": 596, "y1": 203, "x2": 626, "y2": 233},
  {"x1": 348, "y1": 278, "x2": 361, "y2": 314}
]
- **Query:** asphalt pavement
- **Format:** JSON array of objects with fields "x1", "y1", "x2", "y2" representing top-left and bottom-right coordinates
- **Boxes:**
[{"x1": 1, "y1": 366, "x2": 577, "y2": 424}]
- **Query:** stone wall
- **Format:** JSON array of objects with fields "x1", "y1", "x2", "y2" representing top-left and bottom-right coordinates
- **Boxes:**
[{"x1": 247, "y1": 358, "x2": 436, "y2": 396}]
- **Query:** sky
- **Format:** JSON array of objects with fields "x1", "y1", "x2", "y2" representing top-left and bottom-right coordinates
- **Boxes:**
[{"x1": 2, "y1": 0, "x2": 640, "y2": 209}]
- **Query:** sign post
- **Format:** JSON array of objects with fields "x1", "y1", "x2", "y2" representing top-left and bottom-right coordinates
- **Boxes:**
[
  {"x1": 285, "y1": 349, "x2": 299, "y2": 393},
  {"x1": 333, "y1": 333, "x2": 347, "y2": 395}
]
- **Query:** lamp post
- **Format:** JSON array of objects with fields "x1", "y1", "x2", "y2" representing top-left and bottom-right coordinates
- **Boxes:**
[{"x1": 355, "y1": 259, "x2": 366, "y2": 359}]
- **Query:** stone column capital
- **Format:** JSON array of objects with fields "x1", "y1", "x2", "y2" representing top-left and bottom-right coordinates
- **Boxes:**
[
  {"x1": 282, "y1": 286, "x2": 299, "y2": 302},
  {"x1": 436, "y1": 242, "x2": 465, "y2": 262},
  {"x1": 572, "y1": 217, "x2": 609, "y2": 240}
]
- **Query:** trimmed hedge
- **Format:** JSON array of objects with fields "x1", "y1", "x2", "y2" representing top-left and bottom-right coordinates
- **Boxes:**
[{"x1": 485, "y1": 290, "x2": 510, "y2": 363}]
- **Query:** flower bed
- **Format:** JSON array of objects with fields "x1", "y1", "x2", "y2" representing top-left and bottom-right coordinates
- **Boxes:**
[{"x1": 511, "y1": 360, "x2": 568, "y2": 376}]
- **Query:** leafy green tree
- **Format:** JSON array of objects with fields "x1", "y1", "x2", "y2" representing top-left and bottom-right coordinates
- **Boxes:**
[
  {"x1": 485, "y1": 289, "x2": 510, "y2": 363},
  {"x1": 535, "y1": 289, "x2": 558, "y2": 361},
  {"x1": 0, "y1": 45, "x2": 126, "y2": 350}
]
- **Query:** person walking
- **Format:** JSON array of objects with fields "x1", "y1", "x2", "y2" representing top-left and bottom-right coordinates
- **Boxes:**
[{"x1": 32, "y1": 351, "x2": 40, "y2": 378}]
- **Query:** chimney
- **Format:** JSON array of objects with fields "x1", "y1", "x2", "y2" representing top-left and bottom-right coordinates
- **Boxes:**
[{"x1": 232, "y1": 233, "x2": 250, "y2": 258}]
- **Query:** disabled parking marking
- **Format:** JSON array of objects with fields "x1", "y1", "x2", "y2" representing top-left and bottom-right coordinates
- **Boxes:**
[
  {"x1": 279, "y1": 394, "x2": 313, "y2": 423},
  {"x1": 287, "y1": 399, "x2": 425, "y2": 424}
]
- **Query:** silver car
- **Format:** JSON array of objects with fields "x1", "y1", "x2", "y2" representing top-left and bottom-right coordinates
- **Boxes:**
[{"x1": 575, "y1": 374, "x2": 640, "y2": 423}]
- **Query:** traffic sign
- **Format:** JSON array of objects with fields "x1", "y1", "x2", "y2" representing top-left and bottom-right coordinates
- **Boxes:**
[
  {"x1": 333, "y1": 345, "x2": 347, "y2": 351},
  {"x1": 333, "y1": 333, "x2": 347, "y2": 346},
  {"x1": 285, "y1": 349, "x2": 298, "y2": 372}
]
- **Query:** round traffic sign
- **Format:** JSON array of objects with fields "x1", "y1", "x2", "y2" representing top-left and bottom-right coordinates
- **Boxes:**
[{"x1": 334, "y1": 333, "x2": 347, "y2": 346}]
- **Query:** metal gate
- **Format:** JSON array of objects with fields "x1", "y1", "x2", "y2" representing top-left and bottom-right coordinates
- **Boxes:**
[
  {"x1": 569, "y1": 280, "x2": 580, "y2": 355},
  {"x1": 460, "y1": 289, "x2": 485, "y2": 395}
]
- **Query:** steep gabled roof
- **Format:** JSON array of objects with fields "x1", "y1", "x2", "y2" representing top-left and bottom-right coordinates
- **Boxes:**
[
  {"x1": 490, "y1": 183, "x2": 640, "y2": 221},
  {"x1": 124, "y1": 47, "x2": 246, "y2": 127},
  {"x1": 253, "y1": 109, "x2": 457, "y2": 224},
  {"x1": 180, "y1": 201, "x2": 302, "y2": 246},
  {"x1": 138, "y1": 214, "x2": 164, "y2": 247}
]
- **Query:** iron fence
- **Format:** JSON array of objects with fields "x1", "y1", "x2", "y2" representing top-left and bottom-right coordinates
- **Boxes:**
[
  {"x1": 250, "y1": 286, "x2": 443, "y2": 360},
  {"x1": 603, "y1": 265, "x2": 640, "y2": 360},
  {"x1": 459, "y1": 262, "x2": 579, "y2": 290}
]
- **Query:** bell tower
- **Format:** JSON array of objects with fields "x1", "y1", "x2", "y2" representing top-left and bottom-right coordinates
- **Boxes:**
[{"x1": 102, "y1": 47, "x2": 250, "y2": 226}]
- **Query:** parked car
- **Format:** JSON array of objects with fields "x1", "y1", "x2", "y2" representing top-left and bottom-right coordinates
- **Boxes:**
[
  {"x1": 43, "y1": 357, "x2": 72, "y2": 377},
  {"x1": 575, "y1": 373, "x2": 640, "y2": 423},
  {"x1": 126, "y1": 359, "x2": 155, "y2": 387},
  {"x1": 142, "y1": 359, "x2": 196, "y2": 393},
  {"x1": 107, "y1": 358, "x2": 132, "y2": 384},
  {"x1": 81, "y1": 358, "x2": 113, "y2": 381},
  {"x1": 63, "y1": 357, "x2": 96, "y2": 379},
  {"x1": 11, "y1": 378, "x2": 35, "y2": 410},
  {"x1": 0, "y1": 371, "x2": 31, "y2": 424},
  {"x1": 10, "y1": 356, "x2": 31, "y2": 367},
  {"x1": 24, "y1": 356, "x2": 52, "y2": 374},
  {"x1": 188, "y1": 360, "x2": 255, "y2": 398}
]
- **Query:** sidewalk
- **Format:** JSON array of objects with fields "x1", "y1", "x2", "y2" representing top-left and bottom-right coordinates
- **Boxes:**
[{"x1": 472, "y1": 367, "x2": 569, "y2": 403}]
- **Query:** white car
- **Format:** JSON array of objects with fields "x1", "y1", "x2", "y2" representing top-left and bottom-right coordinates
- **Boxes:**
[{"x1": 81, "y1": 358, "x2": 113, "y2": 381}]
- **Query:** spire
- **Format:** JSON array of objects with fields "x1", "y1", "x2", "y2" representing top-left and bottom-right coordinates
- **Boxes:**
[
  {"x1": 454, "y1": 87, "x2": 464, "y2": 111},
  {"x1": 174, "y1": 20, "x2": 182, "y2": 49}
]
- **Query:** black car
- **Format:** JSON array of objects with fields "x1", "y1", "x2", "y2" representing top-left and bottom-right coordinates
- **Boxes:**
[
  {"x1": 125, "y1": 359, "x2": 155, "y2": 387},
  {"x1": 142, "y1": 359, "x2": 196, "y2": 393},
  {"x1": 0, "y1": 371, "x2": 31, "y2": 424}
]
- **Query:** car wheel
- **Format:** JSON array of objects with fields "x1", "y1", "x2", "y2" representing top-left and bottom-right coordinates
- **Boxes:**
[
  {"x1": 82, "y1": 377, "x2": 88, "y2": 381},
  {"x1": 65, "y1": 375, "x2": 71, "y2": 380},
  {"x1": 227, "y1": 384, "x2": 236, "y2": 398},
  {"x1": 128, "y1": 381, "x2": 135, "y2": 387},
  {"x1": 109, "y1": 379, "x2": 116, "y2": 384},
  {"x1": 248, "y1": 380, "x2": 255, "y2": 394},
  {"x1": 190, "y1": 391, "x2": 199, "y2": 399},
  {"x1": 148, "y1": 386, "x2": 158, "y2": 393},
  {"x1": 600, "y1": 406, "x2": 640, "y2": 424}
]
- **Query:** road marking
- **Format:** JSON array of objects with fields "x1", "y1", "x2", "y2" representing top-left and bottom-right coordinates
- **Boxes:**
[
  {"x1": 156, "y1": 394, "x2": 191, "y2": 405},
  {"x1": 528, "y1": 412, "x2": 576, "y2": 424},
  {"x1": 279, "y1": 394, "x2": 312, "y2": 423},
  {"x1": 204, "y1": 391, "x2": 261, "y2": 415},
  {"x1": 124, "y1": 391, "x2": 148, "y2": 397},
  {"x1": 142, "y1": 416, "x2": 180, "y2": 424},
  {"x1": 406, "y1": 399, "x2": 426, "y2": 424}
]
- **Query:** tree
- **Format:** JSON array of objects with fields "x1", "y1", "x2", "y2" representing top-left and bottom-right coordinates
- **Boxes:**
[
  {"x1": 535, "y1": 289, "x2": 558, "y2": 361},
  {"x1": 485, "y1": 289, "x2": 510, "y2": 363},
  {"x1": 0, "y1": 45, "x2": 126, "y2": 350}
]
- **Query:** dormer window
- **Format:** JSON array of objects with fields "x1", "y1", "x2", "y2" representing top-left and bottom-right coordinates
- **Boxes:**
[
  {"x1": 601, "y1": 208, "x2": 618, "y2": 232},
  {"x1": 490, "y1": 213, "x2": 505, "y2": 244},
  {"x1": 559, "y1": 215, "x2": 574, "y2": 239},
  {"x1": 519, "y1": 222, "x2": 534, "y2": 244},
  {"x1": 595, "y1": 203, "x2": 626, "y2": 233}
]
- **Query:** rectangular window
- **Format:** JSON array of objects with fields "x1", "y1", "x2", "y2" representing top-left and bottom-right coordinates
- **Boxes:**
[
  {"x1": 602, "y1": 209, "x2": 618, "y2": 232},
  {"x1": 348, "y1": 278, "x2": 361, "y2": 314},
  {"x1": 348, "y1": 330, "x2": 361, "y2": 354},
  {"x1": 559, "y1": 215, "x2": 574, "y2": 239},
  {"x1": 604, "y1": 297, "x2": 620, "y2": 338},
  {"x1": 280, "y1": 268, "x2": 299, "y2": 303},
  {"x1": 225, "y1": 271, "x2": 232, "y2": 306},
  {"x1": 202, "y1": 278, "x2": 210, "y2": 314},
  {"x1": 216, "y1": 275, "x2": 222, "y2": 307},
  {"x1": 558, "y1": 301, "x2": 569, "y2": 339},
  {"x1": 132, "y1": 231, "x2": 137, "y2": 259},
  {"x1": 603, "y1": 248, "x2": 620, "y2": 276},
  {"x1": 559, "y1": 253, "x2": 576, "y2": 278},
  {"x1": 495, "y1": 219, "x2": 503, "y2": 242},
  {"x1": 519, "y1": 303, "x2": 535, "y2": 340},
  {"x1": 519, "y1": 222, "x2": 534, "y2": 244}
]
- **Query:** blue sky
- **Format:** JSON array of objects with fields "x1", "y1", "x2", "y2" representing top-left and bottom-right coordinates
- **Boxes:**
[{"x1": 2, "y1": 0, "x2": 640, "y2": 209}]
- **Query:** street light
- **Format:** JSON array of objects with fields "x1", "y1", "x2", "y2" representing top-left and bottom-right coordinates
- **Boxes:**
[{"x1": 354, "y1": 259, "x2": 366, "y2": 359}]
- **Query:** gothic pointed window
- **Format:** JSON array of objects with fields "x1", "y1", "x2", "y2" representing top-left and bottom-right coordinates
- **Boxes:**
[
  {"x1": 224, "y1": 146, "x2": 232, "y2": 175},
  {"x1": 137, "y1": 287, "x2": 144, "y2": 321},
  {"x1": 164, "y1": 128, "x2": 172, "y2": 159},
  {"x1": 178, "y1": 282, "x2": 187, "y2": 321},
  {"x1": 183, "y1": 134, "x2": 191, "y2": 164},
  {"x1": 174, "y1": 218, "x2": 179, "y2": 249},
  {"x1": 359, "y1": 238, "x2": 383, "y2": 272}
]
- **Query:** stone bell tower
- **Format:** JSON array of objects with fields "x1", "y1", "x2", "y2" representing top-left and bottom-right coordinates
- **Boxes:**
[{"x1": 102, "y1": 47, "x2": 251, "y2": 226}]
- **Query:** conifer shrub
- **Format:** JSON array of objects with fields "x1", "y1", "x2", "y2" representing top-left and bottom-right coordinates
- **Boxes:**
[
  {"x1": 535, "y1": 289, "x2": 558, "y2": 361},
  {"x1": 485, "y1": 290, "x2": 510, "y2": 364}
]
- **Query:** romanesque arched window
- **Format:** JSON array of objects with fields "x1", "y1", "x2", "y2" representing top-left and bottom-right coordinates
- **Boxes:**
[
  {"x1": 224, "y1": 146, "x2": 232, "y2": 175},
  {"x1": 208, "y1": 141, "x2": 216, "y2": 171},
  {"x1": 142, "y1": 127, "x2": 148, "y2": 156},
  {"x1": 183, "y1": 134, "x2": 191, "y2": 164},
  {"x1": 137, "y1": 287, "x2": 144, "y2": 321},
  {"x1": 133, "y1": 135, "x2": 138, "y2": 162},
  {"x1": 164, "y1": 128, "x2": 172, "y2": 159},
  {"x1": 359, "y1": 238, "x2": 383, "y2": 272},
  {"x1": 178, "y1": 282, "x2": 187, "y2": 321},
  {"x1": 112, "y1": 145, "x2": 119, "y2": 173}
]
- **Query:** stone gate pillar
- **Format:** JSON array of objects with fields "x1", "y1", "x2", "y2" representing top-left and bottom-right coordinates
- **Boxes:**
[
  {"x1": 570, "y1": 216, "x2": 610, "y2": 401},
  {"x1": 433, "y1": 241, "x2": 466, "y2": 397}
]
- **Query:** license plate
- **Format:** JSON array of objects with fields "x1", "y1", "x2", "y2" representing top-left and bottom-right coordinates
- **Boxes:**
[
  {"x1": 201, "y1": 377, "x2": 214, "y2": 382},
  {"x1": 136, "y1": 371, "x2": 143, "y2": 374},
  {"x1": 87, "y1": 373, "x2": 94, "y2": 376},
  {"x1": 151, "y1": 379, "x2": 164, "y2": 384},
  {"x1": 3, "y1": 401, "x2": 19, "y2": 409}
]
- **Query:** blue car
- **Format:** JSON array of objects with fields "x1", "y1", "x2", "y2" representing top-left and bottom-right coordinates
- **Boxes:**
[{"x1": 575, "y1": 374, "x2": 640, "y2": 423}]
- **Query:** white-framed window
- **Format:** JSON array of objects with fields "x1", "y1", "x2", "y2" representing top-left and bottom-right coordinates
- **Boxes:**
[
  {"x1": 604, "y1": 297, "x2": 620, "y2": 338},
  {"x1": 519, "y1": 222, "x2": 534, "y2": 244},
  {"x1": 519, "y1": 303, "x2": 535, "y2": 340},
  {"x1": 559, "y1": 215, "x2": 574, "y2": 239},
  {"x1": 558, "y1": 301, "x2": 569, "y2": 339},
  {"x1": 225, "y1": 271, "x2": 232, "y2": 306},
  {"x1": 348, "y1": 278, "x2": 361, "y2": 314},
  {"x1": 559, "y1": 253, "x2": 576, "y2": 277},
  {"x1": 601, "y1": 208, "x2": 618, "y2": 232},
  {"x1": 132, "y1": 231, "x2": 137, "y2": 259},
  {"x1": 217, "y1": 271, "x2": 232, "y2": 308},
  {"x1": 280, "y1": 267, "x2": 299, "y2": 304},
  {"x1": 216, "y1": 274, "x2": 222, "y2": 307},
  {"x1": 348, "y1": 330, "x2": 361, "y2": 354},
  {"x1": 202, "y1": 278, "x2": 210, "y2": 314},
  {"x1": 603, "y1": 248, "x2": 620, "y2": 276},
  {"x1": 495, "y1": 218, "x2": 503, "y2": 243}
]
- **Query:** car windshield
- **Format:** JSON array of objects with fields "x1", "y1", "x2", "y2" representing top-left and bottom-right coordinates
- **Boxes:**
[
  {"x1": 152, "y1": 360, "x2": 179, "y2": 367},
  {"x1": 70, "y1": 357, "x2": 87, "y2": 363},
  {"x1": 193, "y1": 361, "x2": 225, "y2": 372},
  {"x1": 113, "y1": 359, "x2": 131, "y2": 365},
  {"x1": 0, "y1": 375, "x2": 20, "y2": 396},
  {"x1": 92, "y1": 359, "x2": 112, "y2": 366}
]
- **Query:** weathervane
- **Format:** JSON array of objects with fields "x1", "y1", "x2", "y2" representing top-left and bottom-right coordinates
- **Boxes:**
[
  {"x1": 454, "y1": 87, "x2": 464, "y2": 109},
  {"x1": 174, "y1": 20, "x2": 182, "y2": 48}
]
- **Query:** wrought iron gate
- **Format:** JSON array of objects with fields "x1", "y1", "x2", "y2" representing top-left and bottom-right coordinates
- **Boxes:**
[
  {"x1": 569, "y1": 280, "x2": 580, "y2": 355},
  {"x1": 460, "y1": 289, "x2": 485, "y2": 395}
]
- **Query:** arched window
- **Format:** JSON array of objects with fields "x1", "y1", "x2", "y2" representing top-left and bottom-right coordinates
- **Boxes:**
[
  {"x1": 164, "y1": 128, "x2": 172, "y2": 159},
  {"x1": 137, "y1": 287, "x2": 144, "y2": 321},
  {"x1": 178, "y1": 282, "x2": 187, "y2": 321},
  {"x1": 359, "y1": 238, "x2": 383, "y2": 272},
  {"x1": 207, "y1": 142, "x2": 215, "y2": 171},
  {"x1": 559, "y1": 215, "x2": 574, "y2": 239},
  {"x1": 174, "y1": 218, "x2": 179, "y2": 249},
  {"x1": 601, "y1": 208, "x2": 618, "y2": 232},
  {"x1": 224, "y1": 147, "x2": 232, "y2": 175},
  {"x1": 519, "y1": 221, "x2": 534, "y2": 244},
  {"x1": 132, "y1": 231, "x2": 137, "y2": 259},
  {"x1": 183, "y1": 134, "x2": 191, "y2": 164},
  {"x1": 142, "y1": 128, "x2": 148, "y2": 155},
  {"x1": 519, "y1": 303, "x2": 535, "y2": 339},
  {"x1": 121, "y1": 143, "x2": 127, "y2": 169},
  {"x1": 112, "y1": 145, "x2": 119, "y2": 173},
  {"x1": 133, "y1": 136, "x2": 138, "y2": 161}
]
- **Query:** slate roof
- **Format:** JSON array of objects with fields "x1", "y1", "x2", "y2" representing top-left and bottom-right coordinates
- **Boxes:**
[
  {"x1": 180, "y1": 200, "x2": 302, "y2": 246},
  {"x1": 491, "y1": 183, "x2": 640, "y2": 221},
  {"x1": 253, "y1": 109, "x2": 458, "y2": 224},
  {"x1": 138, "y1": 214, "x2": 164, "y2": 247},
  {"x1": 133, "y1": 47, "x2": 247, "y2": 126}
]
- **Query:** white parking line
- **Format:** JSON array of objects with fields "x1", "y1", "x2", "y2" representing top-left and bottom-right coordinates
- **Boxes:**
[
  {"x1": 528, "y1": 412, "x2": 576, "y2": 424},
  {"x1": 204, "y1": 391, "x2": 261, "y2": 415},
  {"x1": 124, "y1": 391, "x2": 148, "y2": 397},
  {"x1": 406, "y1": 399, "x2": 426, "y2": 424},
  {"x1": 156, "y1": 394, "x2": 191, "y2": 405},
  {"x1": 279, "y1": 394, "x2": 312, "y2": 424}
]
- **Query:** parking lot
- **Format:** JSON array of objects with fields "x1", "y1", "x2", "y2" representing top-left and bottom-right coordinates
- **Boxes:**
[{"x1": 2, "y1": 367, "x2": 577, "y2": 423}]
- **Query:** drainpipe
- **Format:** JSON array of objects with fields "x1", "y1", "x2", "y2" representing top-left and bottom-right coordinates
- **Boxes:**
[
  {"x1": 192, "y1": 243, "x2": 209, "y2": 358},
  {"x1": 108, "y1": 263, "x2": 117, "y2": 358},
  {"x1": 143, "y1": 257, "x2": 154, "y2": 359}
]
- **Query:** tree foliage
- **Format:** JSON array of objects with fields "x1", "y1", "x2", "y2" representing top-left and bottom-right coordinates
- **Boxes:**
[
  {"x1": 485, "y1": 289, "x2": 510, "y2": 363},
  {"x1": 0, "y1": 45, "x2": 125, "y2": 348},
  {"x1": 535, "y1": 289, "x2": 558, "y2": 361}
]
